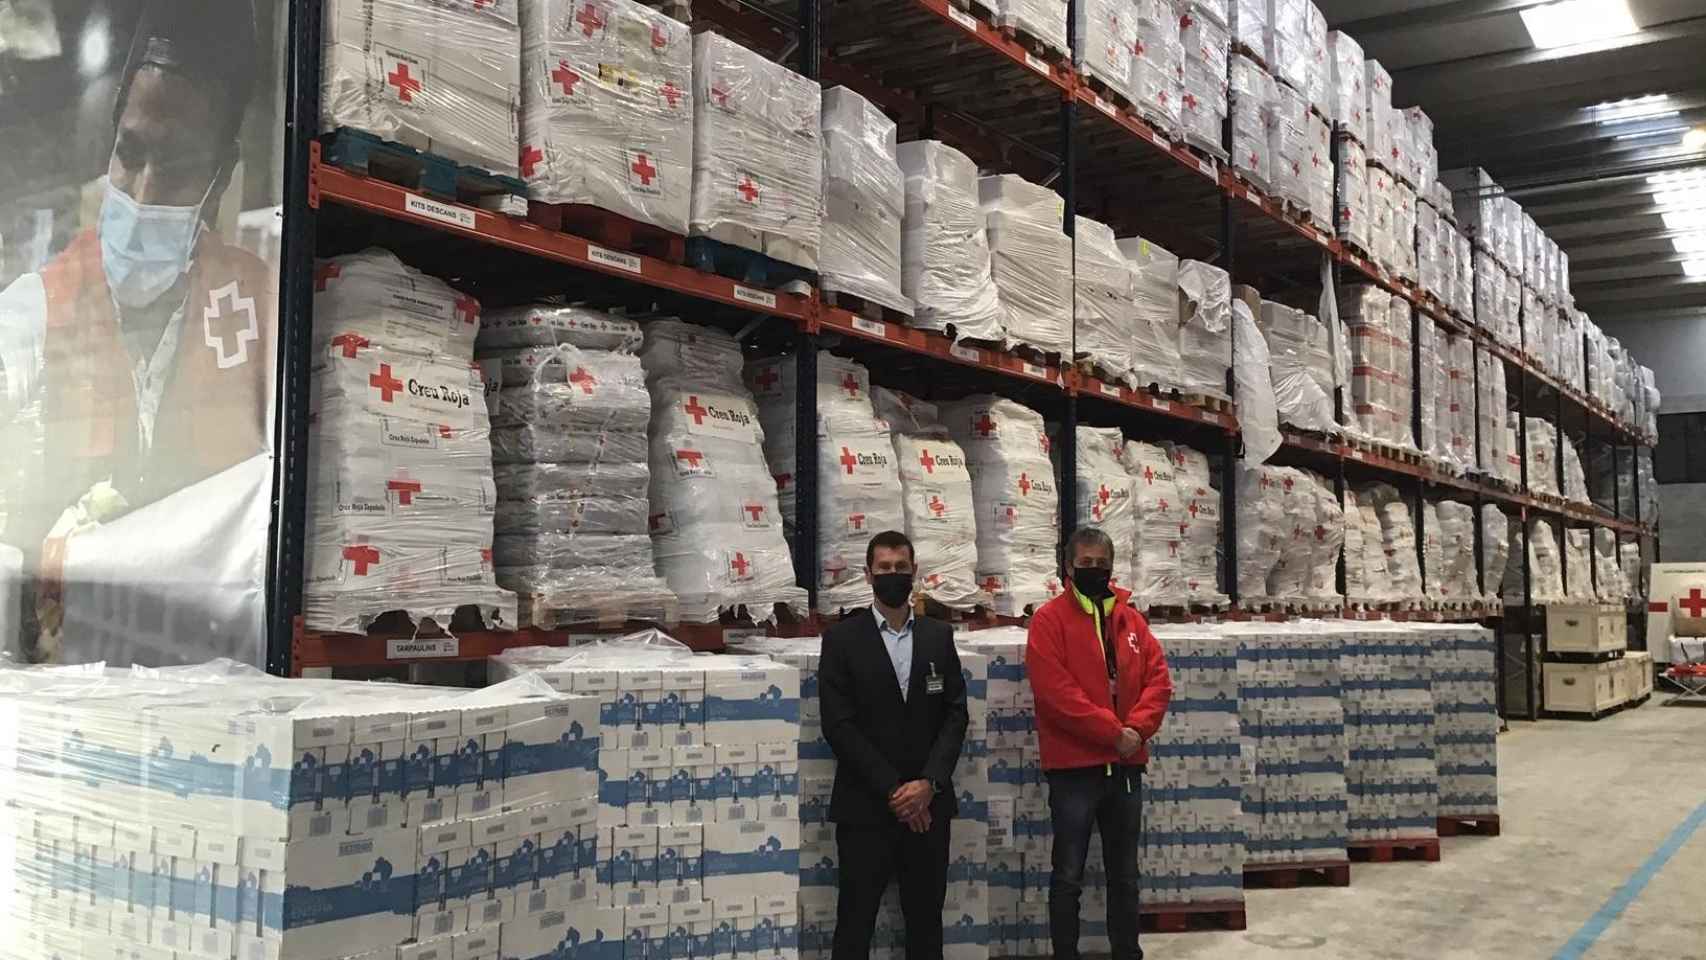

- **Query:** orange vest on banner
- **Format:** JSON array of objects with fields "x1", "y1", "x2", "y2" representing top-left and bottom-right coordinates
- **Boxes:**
[{"x1": 36, "y1": 228, "x2": 275, "y2": 517}]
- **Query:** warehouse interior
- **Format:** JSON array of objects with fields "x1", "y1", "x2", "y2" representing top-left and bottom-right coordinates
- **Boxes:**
[{"x1": 1, "y1": 0, "x2": 1705, "y2": 959}]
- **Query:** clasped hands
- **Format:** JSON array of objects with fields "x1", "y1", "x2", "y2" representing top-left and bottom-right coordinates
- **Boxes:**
[{"x1": 888, "y1": 779, "x2": 935, "y2": 833}]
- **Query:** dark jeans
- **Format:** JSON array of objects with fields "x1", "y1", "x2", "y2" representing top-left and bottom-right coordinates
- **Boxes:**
[
  {"x1": 831, "y1": 817, "x2": 951, "y2": 960},
  {"x1": 1046, "y1": 765, "x2": 1144, "y2": 960}
]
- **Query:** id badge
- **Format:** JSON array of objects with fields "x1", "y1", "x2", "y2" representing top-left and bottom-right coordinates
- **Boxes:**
[{"x1": 926, "y1": 662, "x2": 945, "y2": 695}]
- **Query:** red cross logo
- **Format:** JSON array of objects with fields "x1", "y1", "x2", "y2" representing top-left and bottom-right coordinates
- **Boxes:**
[
  {"x1": 683, "y1": 396, "x2": 709, "y2": 424},
  {"x1": 438, "y1": 424, "x2": 453, "y2": 439},
  {"x1": 1282, "y1": 477, "x2": 1294, "y2": 491},
  {"x1": 386, "y1": 62, "x2": 422, "y2": 103},
  {"x1": 1181, "y1": 12, "x2": 1193, "y2": 28},
  {"x1": 552, "y1": 61, "x2": 580, "y2": 96},
  {"x1": 331, "y1": 333, "x2": 369, "y2": 358},
  {"x1": 1158, "y1": 497, "x2": 1169, "y2": 511},
  {"x1": 729, "y1": 552, "x2": 751, "y2": 578},
  {"x1": 823, "y1": 557, "x2": 848, "y2": 582},
  {"x1": 1004, "y1": 505, "x2": 1018, "y2": 523},
  {"x1": 388, "y1": 475, "x2": 423, "y2": 506},
  {"x1": 342, "y1": 545, "x2": 380, "y2": 576},
  {"x1": 711, "y1": 83, "x2": 731, "y2": 107},
  {"x1": 569, "y1": 368, "x2": 597, "y2": 394},
  {"x1": 479, "y1": 547, "x2": 493, "y2": 570},
  {"x1": 1098, "y1": 485, "x2": 1111, "y2": 505},
  {"x1": 660, "y1": 81, "x2": 682, "y2": 108},
  {"x1": 1046, "y1": 578, "x2": 1061, "y2": 596},
  {"x1": 743, "y1": 502, "x2": 765, "y2": 523},
  {"x1": 974, "y1": 414, "x2": 997, "y2": 437},
  {"x1": 369, "y1": 364, "x2": 403, "y2": 402},
  {"x1": 928, "y1": 495, "x2": 947, "y2": 517},
  {"x1": 925, "y1": 574, "x2": 942, "y2": 587},
  {"x1": 520, "y1": 145, "x2": 543, "y2": 178},
  {"x1": 1188, "y1": 501, "x2": 1200, "y2": 518},
  {"x1": 775, "y1": 473, "x2": 792, "y2": 490},
  {"x1": 1135, "y1": 39, "x2": 1146, "y2": 56},
  {"x1": 1018, "y1": 473, "x2": 1032, "y2": 496},
  {"x1": 1183, "y1": 92, "x2": 1198, "y2": 110},
  {"x1": 651, "y1": 23, "x2": 668, "y2": 48},
  {"x1": 1315, "y1": 525, "x2": 1327, "y2": 542},
  {"x1": 473, "y1": 0, "x2": 492, "y2": 8},
  {"x1": 1092, "y1": 501, "x2": 1104, "y2": 521},
  {"x1": 676, "y1": 449, "x2": 705, "y2": 469},
  {"x1": 454, "y1": 293, "x2": 479, "y2": 325},
  {"x1": 840, "y1": 373, "x2": 861, "y2": 397},
  {"x1": 840, "y1": 446, "x2": 859, "y2": 475},
  {"x1": 848, "y1": 513, "x2": 866, "y2": 531},
  {"x1": 752, "y1": 366, "x2": 780, "y2": 392},
  {"x1": 631, "y1": 152, "x2": 659, "y2": 186},
  {"x1": 737, "y1": 176, "x2": 759, "y2": 204},
  {"x1": 1168, "y1": 541, "x2": 1180, "y2": 557},
  {"x1": 1249, "y1": 151, "x2": 1259, "y2": 167},
  {"x1": 919, "y1": 449, "x2": 936, "y2": 474},
  {"x1": 1682, "y1": 588, "x2": 1706, "y2": 619},
  {"x1": 576, "y1": 2, "x2": 605, "y2": 36},
  {"x1": 1143, "y1": 466, "x2": 1154, "y2": 484},
  {"x1": 315, "y1": 261, "x2": 341, "y2": 292},
  {"x1": 981, "y1": 576, "x2": 1004, "y2": 594}
]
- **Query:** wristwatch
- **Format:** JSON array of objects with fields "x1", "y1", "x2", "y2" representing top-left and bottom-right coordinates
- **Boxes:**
[{"x1": 929, "y1": 779, "x2": 946, "y2": 797}]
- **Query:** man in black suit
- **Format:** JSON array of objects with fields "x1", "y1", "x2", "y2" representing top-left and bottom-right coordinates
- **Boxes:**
[{"x1": 819, "y1": 529, "x2": 970, "y2": 960}]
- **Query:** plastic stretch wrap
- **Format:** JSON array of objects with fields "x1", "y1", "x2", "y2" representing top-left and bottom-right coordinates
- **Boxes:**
[
  {"x1": 322, "y1": 0, "x2": 521, "y2": 177},
  {"x1": 1404, "y1": 107, "x2": 1437, "y2": 191},
  {"x1": 1235, "y1": 463, "x2": 1283, "y2": 600},
  {"x1": 1564, "y1": 528, "x2": 1593, "y2": 601},
  {"x1": 1305, "y1": 109, "x2": 1334, "y2": 227},
  {"x1": 1364, "y1": 59, "x2": 1393, "y2": 172},
  {"x1": 1234, "y1": 295, "x2": 1281, "y2": 463},
  {"x1": 1454, "y1": 232, "x2": 1475, "y2": 318},
  {"x1": 640, "y1": 320, "x2": 806, "y2": 622},
  {"x1": 1074, "y1": 216, "x2": 1139, "y2": 379},
  {"x1": 1336, "y1": 134, "x2": 1370, "y2": 252},
  {"x1": 1301, "y1": 2, "x2": 1329, "y2": 115},
  {"x1": 1417, "y1": 200, "x2": 1443, "y2": 297},
  {"x1": 1594, "y1": 528, "x2": 1627, "y2": 602},
  {"x1": 1180, "y1": 6, "x2": 1231, "y2": 156},
  {"x1": 1520, "y1": 286, "x2": 1550, "y2": 375},
  {"x1": 518, "y1": 0, "x2": 691, "y2": 233},
  {"x1": 944, "y1": 396, "x2": 1061, "y2": 616},
  {"x1": 1243, "y1": 466, "x2": 1342, "y2": 603},
  {"x1": 0, "y1": 665, "x2": 602, "y2": 960},
  {"x1": 478, "y1": 303, "x2": 643, "y2": 352},
  {"x1": 1429, "y1": 499, "x2": 1476, "y2": 600},
  {"x1": 1076, "y1": 0, "x2": 1137, "y2": 97},
  {"x1": 1178, "y1": 259, "x2": 1233, "y2": 400},
  {"x1": 1442, "y1": 333, "x2": 1474, "y2": 471},
  {"x1": 981, "y1": 175, "x2": 1072, "y2": 357},
  {"x1": 476, "y1": 312, "x2": 675, "y2": 615},
  {"x1": 1390, "y1": 179, "x2": 1417, "y2": 282},
  {"x1": 1416, "y1": 317, "x2": 1439, "y2": 460},
  {"x1": 1343, "y1": 284, "x2": 1413, "y2": 448},
  {"x1": 1561, "y1": 433, "x2": 1589, "y2": 505},
  {"x1": 1640, "y1": 366, "x2": 1660, "y2": 438},
  {"x1": 1342, "y1": 487, "x2": 1385, "y2": 603},
  {"x1": 690, "y1": 32, "x2": 823, "y2": 269},
  {"x1": 1304, "y1": 471, "x2": 1345, "y2": 601},
  {"x1": 1125, "y1": 441, "x2": 1185, "y2": 607},
  {"x1": 994, "y1": 0, "x2": 1069, "y2": 57},
  {"x1": 1557, "y1": 308, "x2": 1584, "y2": 393},
  {"x1": 490, "y1": 423, "x2": 647, "y2": 465},
  {"x1": 1076, "y1": 427, "x2": 1138, "y2": 595},
  {"x1": 1258, "y1": 302, "x2": 1333, "y2": 432},
  {"x1": 1444, "y1": 167, "x2": 1501, "y2": 256},
  {"x1": 1523, "y1": 417, "x2": 1557, "y2": 498},
  {"x1": 1229, "y1": 54, "x2": 1276, "y2": 190},
  {"x1": 1506, "y1": 517, "x2": 1564, "y2": 603},
  {"x1": 305, "y1": 254, "x2": 512, "y2": 634},
  {"x1": 1228, "y1": 0, "x2": 1266, "y2": 54},
  {"x1": 1265, "y1": 0, "x2": 1309, "y2": 91},
  {"x1": 1191, "y1": 0, "x2": 1231, "y2": 24},
  {"x1": 1620, "y1": 540, "x2": 1643, "y2": 601},
  {"x1": 746, "y1": 352, "x2": 904, "y2": 614},
  {"x1": 1268, "y1": 79, "x2": 1309, "y2": 209},
  {"x1": 1120, "y1": 235, "x2": 1184, "y2": 392},
  {"x1": 1326, "y1": 30, "x2": 1364, "y2": 143},
  {"x1": 1363, "y1": 483, "x2": 1421, "y2": 601},
  {"x1": 898, "y1": 140, "x2": 1004, "y2": 341},
  {"x1": 1366, "y1": 163, "x2": 1394, "y2": 270},
  {"x1": 1133, "y1": 3, "x2": 1185, "y2": 132},
  {"x1": 1171, "y1": 444, "x2": 1225, "y2": 603},
  {"x1": 1480, "y1": 504, "x2": 1510, "y2": 600},
  {"x1": 820, "y1": 86, "x2": 912, "y2": 315},
  {"x1": 876, "y1": 388, "x2": 988, "y2": 611},
  {"x1": 1498, "y1": 196, "x2": 1523, "y2": 272}
]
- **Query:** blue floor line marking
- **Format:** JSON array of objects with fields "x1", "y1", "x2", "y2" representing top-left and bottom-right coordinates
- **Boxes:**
[{"x1": 1552, "y1": 799, "x2": 1706, "y2": 960}]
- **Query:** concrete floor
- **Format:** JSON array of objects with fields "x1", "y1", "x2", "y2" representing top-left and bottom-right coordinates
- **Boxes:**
[{"x1": 1147, "y1": 700, "x2": 1706, "y2": 960}]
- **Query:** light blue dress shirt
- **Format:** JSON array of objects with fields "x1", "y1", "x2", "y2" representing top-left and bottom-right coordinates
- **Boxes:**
[{"x1": 872, "y1": 605, "x2": 915, "y2": 701}]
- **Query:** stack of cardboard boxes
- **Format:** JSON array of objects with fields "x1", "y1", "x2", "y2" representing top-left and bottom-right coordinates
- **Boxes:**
[{"x1": 1342, "y1": 625, "x2": 1439, "y2": 844}]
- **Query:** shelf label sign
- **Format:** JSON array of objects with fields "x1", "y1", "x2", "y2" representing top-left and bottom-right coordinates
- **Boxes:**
[
  {"x1": 387, "y1": 637, "x2": 460, "y2": 660},
  {"x1": 1099, "y1": 382, "x2": 1122, "y2": 397},
  {"x1": 947, "y1": 6, "x2": 978, "y2": 31},
  {"x1": 405, "y1": 193, "x2": 477, "y2": 230},
  {"x1": 1024, "y1": 52, "x2": 1050, "y2": 76},
  {"x1": 1093, "y1": 96, "x2": 1115, "y2": 117},
  {"x1": 1021, "y1": 361, "x2": 1049, "y2": 380},
  {"x1": 587, "y1": 244, "x2": 643, "y2": 274},
  {"x1": 850, "y1": 315, "x2": 887, "y2": 338},
  {"x1": 949, "y1": 343, "x2": 982, "y2": 363},
  {"x1": 733, "y1": 285, "x2": 777, "y2": 310},
  {"x1": 1152, "y1": 399, "x2": 1170, "y2": 412},
  {"x1": 1196, "y1": 158, "x2": 1215, "y2": 179}
]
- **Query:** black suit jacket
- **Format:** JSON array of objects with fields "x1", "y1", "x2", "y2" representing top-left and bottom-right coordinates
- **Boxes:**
[{"x1": 819, "y1": 609, "x2": 969, "y2": 827}]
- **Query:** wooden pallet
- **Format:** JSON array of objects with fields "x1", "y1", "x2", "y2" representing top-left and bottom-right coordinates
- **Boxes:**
[
  {"x1": 1244, "y1": 859, "x2": 1352, "y2": 888},
  {"x1": 1348, "y1": 837, "x2": 1441, "y2": 863},
  {"x1": 1232, "y1": 42, "x2": 1272, "y2": 74},
  {"x1": 821, "y1": 287, "x2": 913, "y2": 324},
  {"x1": 527, "y1": 202, "x2": 686, "y2": 264},
  {"x1": 517, "y1": 593, "x2": 680, "y2": 631},
  {"x1": 321, "y1": 127, "x2": 525, "y2": 207},
  {"x1": 685, "y1": 236, "x2": 817, "y2": 290},
  {"x1": 1140, "y1": 900, "x2": 1247, "y2": 934},
  {"x1": 1082, "y1": 73, "x2": 1137, "y2": 115},
  {"x1": 1181, "y1": 393, "x2": 1234, "y2": 415},
  {"x1": 995, "y1": 20, "x2": 1070, "y2": 69},
  {"x1": 1541, "y1": 692, "x2": 1649, "y2": 722},
  {"x1": 1437, "y1": 814, "x2": 1501, "y2": 837}
]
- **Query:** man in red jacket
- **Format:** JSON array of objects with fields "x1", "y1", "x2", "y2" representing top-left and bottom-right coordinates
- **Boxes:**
[{"x1": 1026, "y1": 527, "x2": 1172, "y2": 960}]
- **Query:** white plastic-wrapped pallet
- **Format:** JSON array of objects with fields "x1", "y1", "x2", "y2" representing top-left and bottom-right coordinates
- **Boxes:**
[
  {"x1": 1364, "y1": 483, "x2": 1421, "y2": 601},
  {"x1": 1264, "y1": 0, "x2": 1307, "y2": 89},
  {"x1": 1305, "y1": 108, "x2": 1334, "y2": 227},
  {"x1": 1391, "y1": 179, "x2": 1418, "y2": 282},
  {"x1": 1344, "y1": 284, "x2": 1413, "y2": 448},
  {"x1": 1076, "y1": 428, "x2": 1137, "y2": 591},
  {"x1": 1524, "y1": 417, "x2": 1558, "y2": 497},
  {"x1": 820, "y1": 86, "x2": 912, "y2": 316},
  {"x1": 1404, "y1": 107, "x2": 1437, "y2": 191},
  {"x1": 1076, "y1": 0, "x2": 1137, "y2": 101},
  {"x1": 1326, "y1": 31, "x2": 1364, "y2": 144},
  {"x1": 1431, "y1": 500, "x2": 1476, "y2": 600},
  {"x1": 1619, "y1": 540, "x2": 1642, "y2": 601},
  {"x1": 1343, "y1": 487, "x2": 1389, "y2": 603},
  {"x1": 1171, "y1": 444, "x2": 1225, "y2": 603},
  {"x1": 1304, "y1": 471, "x2": 1345, "y2": 602},
  {"x1": 1178, "y1": 259, "x2": 1233, "y2": 400},
  {"x1": 995, "y1": 0, "x2": 1069, "y2": 59},
  {"x1": 476, "y1": 306, "x2": 676, "y2": 622},
  {"x1": 1417, "y1": 200, "x2": 1442, "y2": 296},
  {"x1": 1416, "y1": 316, "x2": 1440, "y2": 461},
  {"x1": 1336, "y1": 134, "x2": 1371, "y2": 252},
  {"x1": 323, "y1": 0, "x2": 521, "y2": 177},
  {"x1": 1594, "y1": 528, "x2": 1627, "y2": 602},
  {"x1": 746, "y1": 352, "x2": 904, "y2": 614},
  {"x1": 1133, "y1": 0, "x2": 1185, "y2": 132},
  {"x1": 1227, "y1": 53, "x2": 1275, "y2": 191},
  {"x1": 1564, "y1": 528, "x2": 1594, "y2": 601},
  {"x1": 690, "y1": 31, "x2": 823, "y2": 269},
  {"x1": 1444, "y1": 332, "x2": 1475, "y2": 471},
  {"x1": 1481, "y1": 504, "x2": 1509, "y2": 600},
  {"x1": 898, "y1": 140, "x2": 1005, "y2": 342},
  {"x1": 1366, "y1": 162, "x2": 1394, "y2": 269},
  {"x1": 1267, "y1": 469, "x2": 1319, "y2": 601},
  {"x1": 1075, "y1": 216, "x2": 1139, "y2": 380},
  {"x1": 1505, "y1": 516, "x2": 1564, "y2": 603},
  {"x1": 1301, "y1": 2, "x2": 1329, "y2": 115},
  {"x1": 1180, "y1": 5, "x2": 1231, "y2": 156},
  {"x1": 1119, "y1": 235, "x2": 1184, "y2": 393},
  {"x1": 876, "y1": 388, "x2": 988, "y2": 611},
  {"x1": 517, "y1": 0, "x2": 691, "y2": 233},
  {"x1": 1561, "y1": 434, "x2": 1590, "y2": 505},
  {"x1": 1235, "y1": 463, "x2": 1283, "y2": 601},
  {"x1": 1454, "y1": 232, "x2": 1475, "y2": 319},
  {"x1": 1125, "y1": 441, "x2": 1186, "y2": 607},
  {"x1": 1364, "y1": 58, "x2": 1393, "y2": 173},
  {"x1": 1228, "y1": 0, "x2": 1266, "y2": 54},
  {"x1": 1258, "y1": 300, "x2": 1334, "y2": 432},
  {"x1": 305, "y1": 253, "x2": 513, "y2": 632},
  {"x1": 944, "y1": 396, "x2": 1061, "y2": 616},
  {"x1": 981, "y1": 175, "x2": 1072, "y2": 358},
  {"x1": 641, "y1": 320, "x2": 807, "y2": 621}
]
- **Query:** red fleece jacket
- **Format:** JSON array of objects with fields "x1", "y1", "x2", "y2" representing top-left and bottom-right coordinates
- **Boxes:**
[{"x1": 1025, "y1": 587, "x2": 1173, "y2": 769}]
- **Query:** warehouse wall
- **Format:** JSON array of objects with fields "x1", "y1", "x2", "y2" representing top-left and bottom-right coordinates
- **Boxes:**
[{"x1": 1600, "y1": 314, "x2": 1706, "y2": 561}]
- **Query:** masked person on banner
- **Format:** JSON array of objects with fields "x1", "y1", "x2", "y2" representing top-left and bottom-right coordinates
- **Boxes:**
[
  {"x1": 1026, "y1": 527, "x2": 1173, "y2": 960},
  {"x1": 0, "y1": 0, "x2": 270, "y2": 661},
  {"x1": 818, "y1": 530, "x2": 969, "y2": 960}
]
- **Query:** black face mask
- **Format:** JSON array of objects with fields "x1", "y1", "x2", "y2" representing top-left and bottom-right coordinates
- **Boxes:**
[
  {"x1": 1072, "y1": 566, "x2": 1114, "y2": 600},
  {"x1": 871, "y1": 572, "x2": 915, "y2": 608}
]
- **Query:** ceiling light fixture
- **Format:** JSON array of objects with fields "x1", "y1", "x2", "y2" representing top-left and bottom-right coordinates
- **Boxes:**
[
  {"x1": 1686, "y1": 128, "x2": 1706, "y2": 152},
  {"x1": 1682, "y1": 259, "x2": 1706, "y2": 278},
  {"x1": 1520, "y1": 0, "x2": 1638, "y2": 50},
  {"x1": 1589, "y1": 93, "x2": 1678, "y2": 125}
]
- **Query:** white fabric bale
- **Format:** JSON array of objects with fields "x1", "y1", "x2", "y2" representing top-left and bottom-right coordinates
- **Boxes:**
[
  {"x1": 1258, "y1": 301, "x2": 1334, "y2": 432},
  {"x1": 898, "y1": 140, "x2": 1004, "y2": 342},
  {"x1": 1594, "y1": 528, "x2": 1626, "y2": 602},
  {"x1": 1229, "y1": 53, "x2": 1276, "y2": 191},
  {"x1": 944, "y1": 396, "x2": 1061, "y2": 616},
  {"x1": 1235, "y1": 463, "x2": 1284, "y2": 601},
  {"x1": 1075, "y1": 216, "x2": 1139, "y2": 379},
  {"x1": 876, "y1": 388, "x2": 987, "y2": 612},
  {"x1": 1336, "y1": 134, "x2": 1370, "y2": 252},
  {"x1": 1076, "y1": 427, "x2": 1137, "y2": 596},
  {"x1": 314, "y1": 248, "x2": 482, "y2": 360},
  {"x1": 1303, "y1": 471, "x2": 1344, "y2": 602},
  {"x1": 1564, "y1": 528, "x2": 1594, "y2": 601},
  {"x1": 1125, "y1": 441, "x2": 1186, "y2": 607},
  {"x1": 1480, "y1": 504, "x2": 1510, "y2": 600},
  {"x1": 1178, "y1": 260, "x2": 1232, "y2": 400},
  {"x1": 1180, "y1": 6, "x2": 1231, "y2": 156},
  {"x1": 1118, "y1": 235, "x2": 1183, "y2": 393},
  {"x1": 1171, "y1": 444, "x2": 1225, "y2": 603},
  {"x1": 1133, "y1": 1, "x2": 1185, "y2": 133},
  {"x1": 1361, "y1": 483, "x2": 1420, "y2": 601},
  {"x1": 980, "y1": 175, "x2": 1072, "y2": 358},
  {"x1": 478, "y1": 303, "x2": 644, "y2": 351},
  {"x1": 821, "y1": 86, "x2": 912, "y2": 315}
]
